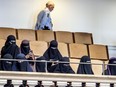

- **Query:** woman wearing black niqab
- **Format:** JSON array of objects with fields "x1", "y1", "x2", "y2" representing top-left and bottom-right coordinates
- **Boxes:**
[
  {"x1": 20, "y1": 40, "x2": 35, "y2": 71},
  {"x1": 104, "y1": 57, "x2": 116, "y2": 75},
  {"x1": 12, "y1": 53, "x2": 33, "y2": 72},
  {"x1": 43, "y1": 40, "x2": 62, "y2": 72},
  {"x1": 77, "y1": 56, "x2": 94, "y2": 87},
  {"x1": 1, "y1": 54, "x2": 13, "y2": 71},
  {"x1": 20, "y1": 40, "x2": 30, "y2": 55},
  {"x1": 43, "y1": 40, "x2": 62, "y2": 61},
  {"x1": 36, "y1": 56, "x2": 46, "y2": 72},
  {"x1": 77, "y1": 56, "x2": 93, "y2": 74},
  {"x1": 1, "y1": 35, "x2": 20, "y2": 59},
  {"x1": 103, "y1": 57, "x2": 116, "y2": 87},
  {"x1": 60, "y1": 57, "x2": 75, "y2": 74}
]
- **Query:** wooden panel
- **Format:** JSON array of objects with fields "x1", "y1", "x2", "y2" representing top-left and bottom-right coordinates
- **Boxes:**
[
  {"x1": 58, "y1": 42, "x2": 69, "y2": 57},
  {"x1": 91, "y1": 60, "x2": 103, "y2": 75},
  {"x1": 36, "y1": 30, "x2": 55, "y2": 42},
  {"x1": 74, "y1": 32, "x2": 93, "y2": 44},
  {"x1": 30, "y1": 41, "x2": 48, "y2": 56},
  {"x1": 17, "y1": 29, "x2": 36, "y2": 41},
  {"x1": 88, "y1": 44, "x2": 109, "y2": 60},
  {"x1": 69, "y1": 43, "x2": 88, "y2": 59},
  {"x1": 70, "y1": 59, "x2": 80, "y2": 73},
  {"x1": 0, "y1": 39, "x2": 5, "y2": 53},
  {"x1": 55, "y1": 31, "x2": 74, "y2": 43},
  {"x1": 16, "y1": 40, "x2": 22, "y2": 47},
  {"x1": 0, "y1": 27, "x2": 16, "y2": 39}
]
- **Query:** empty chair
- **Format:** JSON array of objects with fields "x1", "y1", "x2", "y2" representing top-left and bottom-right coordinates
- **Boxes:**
[
  {"x1": 30, "y1": 41, "x2": 48, "y2": 57},
  {"x1": 17, "y1": 29, "x2": 36, "y2": 41},
  {"x1": 55, "y1": 31, "x2": 74, "y2": 43},
  {"x1": 36, "y1": 30, "x2": 55, "y2": 42},
  {"x1": 88, "y1": 44, "x2": 109, "y2": 60},
  {"x1": 0, "y1": 27, "x2": 16, "y2": 39},
  {"x1": 69, "y1": 43, "x2": 88, "y2": 59},
  {"x1": 74, "y1": 32, "x2": 93, "y2": 44}
]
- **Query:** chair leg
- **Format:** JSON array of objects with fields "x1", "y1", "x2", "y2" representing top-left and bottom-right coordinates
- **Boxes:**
[
  {"x1": 110, "y1": 83, "x2": 114, "y2": 87},
  {"x1": 82, "y1": 82, "x2": 86, "y2": 87},
  {"x1": 96, "y1": 83, "x2": 100, "y2": 87}
]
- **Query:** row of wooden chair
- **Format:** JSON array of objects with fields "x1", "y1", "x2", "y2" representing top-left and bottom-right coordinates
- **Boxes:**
[
  {"x1": 0, "y1": 27, "x2": 109, "y2": 75},
  {"x1": 0, "y1": 27, "x2": 93, "y2": 44},
  {"x1": 0, "y1": 39, "x2": 108, "y2": 74},
  {"x1": 0, "y1": 39, "x2": 109, "y2": 60}
]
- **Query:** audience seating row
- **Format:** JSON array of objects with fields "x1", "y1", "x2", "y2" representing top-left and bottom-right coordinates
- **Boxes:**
[
  {"x1": 0, "y1": 39, "x2": 108, "y2": 60},
  {"x1": 0, "y1": 27, "x2": 93, "y2": 44},
  {"x1": 0, "y1": 39, "x2": 109, "y2": 74},
  {"x1": 0, "y1": 27, "x2": 109, "y2": 75}
]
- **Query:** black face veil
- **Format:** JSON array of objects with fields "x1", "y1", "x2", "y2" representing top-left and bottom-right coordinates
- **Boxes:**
[
  {"x1": 43, "y1": 40, "x2": 63, "y2": 72},
  {"x1": 1, "y1": 54, "x2": 13, "y2": 71},
  {"x1": 1, "y1": 35, "x2": 20, "y2": 59},
  {"x1": 77, "y1": 56, "x2": 94, "y2": 74},
  {"x1": 105, "y1": 57, "x2": 116, "y2": 75}
]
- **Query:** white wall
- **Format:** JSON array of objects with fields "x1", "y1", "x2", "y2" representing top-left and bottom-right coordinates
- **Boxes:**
[{"x1": 0, "y1": 0, "x2": 116, "y2": 46}]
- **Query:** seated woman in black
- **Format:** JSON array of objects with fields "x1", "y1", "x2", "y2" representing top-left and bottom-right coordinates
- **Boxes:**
[
  {"x1": 2, "y1": 54, "x2": 14, "y2": 87},
  {"x1": 1, "y1": 35, "x2": 20, "y2": 59},
  {"x1": 43, "y1": 40, "x2": 74, "y2": 74},
  {"x1": 35, "y1": 56, "x2": 46, "y2": 72},
  {"x1": 103, "y1": 57, "x2": 116, "y2": 87},
  {"x1": 20, "y1": 40, "x2": 35, "y2": 71},
  {"x1": 60, "y1": 57, "x2": 75, "y2": 74},
  {"x1": 77, "y1": 56, "x2": 99, "y2": 87},
  {"x1": 43, "y1": 40, "x2": 63, "y2": 73},
  {"x1": 1, "y1": 54, "x2": 13, "y2": 71},
  {"x1": 12, "y1": 53, "x2": 33, "y2": 72}
]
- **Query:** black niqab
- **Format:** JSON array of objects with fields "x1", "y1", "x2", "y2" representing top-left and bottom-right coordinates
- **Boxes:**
[
  {"x1": 43, "y1": 40, "x2": 63, "y2": 72},
  {"x1": 43, "y1": 40, "x2": 62, "y2": 61},
  {"x1": 36, "y1": 56, "x2": 46, "y2": 72},
  {"x1": 77, "y1": 56, "x2": 94, "y2": 74},
  {"x1": 12, "y1": 53, "x2": 33, "y2": 72},
  {"x1": 1, "y1": 54, "x2": 13, "y2": 71},
  {"x1": 60, "y1": 57, "x2": 75, "y2": 74},
  {"x1": 20, "y1": 40, "x2": 30, "y2": 55},
  {"x1": 104, "y1": 57, "x2": 116, "y2": 75},
  {"x1": 1, "y1": 35, "x2": 20, "y2": 59}
]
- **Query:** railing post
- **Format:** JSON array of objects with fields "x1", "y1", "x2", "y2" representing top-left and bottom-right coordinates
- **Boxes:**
[
  {"x1": 102, "y1": 61, "x2": 105, "y2": 75},
  {"x1": 45, "y1": 60, "x2": 47, "y2": 73}
]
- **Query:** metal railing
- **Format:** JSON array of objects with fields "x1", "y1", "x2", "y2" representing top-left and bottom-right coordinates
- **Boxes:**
[{"x1": 0, "y1": 58, "x2": 116, "y2": 86}]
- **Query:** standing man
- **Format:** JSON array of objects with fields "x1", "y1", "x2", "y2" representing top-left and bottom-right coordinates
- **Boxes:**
[{"x1": 35, "y1": 1, "x2": 55, "y2": 30}]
